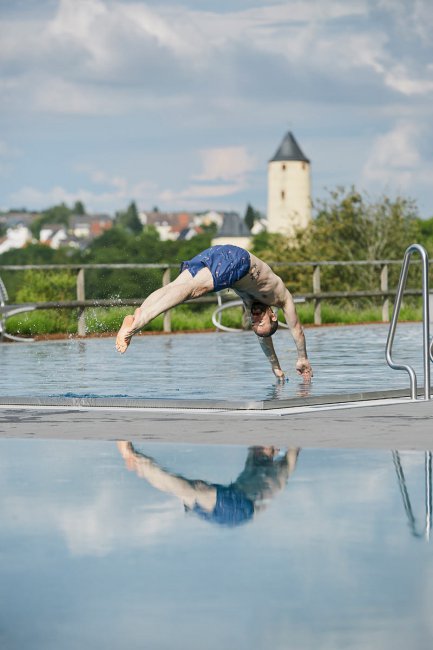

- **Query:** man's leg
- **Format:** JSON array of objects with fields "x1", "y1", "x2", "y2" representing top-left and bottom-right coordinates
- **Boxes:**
[
  {"x1": 117, "y1": 441, "x2": 217, "y2": 510},
  {"x1": 116, "y1": 267, "x2": 213, "y2": 353}
]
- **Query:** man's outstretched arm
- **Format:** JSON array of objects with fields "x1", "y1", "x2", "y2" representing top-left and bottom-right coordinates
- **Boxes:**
[
  {"x1": 256, "y1": 335, "x2": 285, "y2": 381},
  {"x1": 280, "y1": 291, "x2": 313, "y2": 380}
]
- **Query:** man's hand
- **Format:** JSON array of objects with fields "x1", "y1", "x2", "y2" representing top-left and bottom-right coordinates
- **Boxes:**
[
  {"x1": 296, "y1": 358, "x2": 313, "y2": 382},
  {"x1": 273, "y1": 367, "x2": 285, "y2": 382}
]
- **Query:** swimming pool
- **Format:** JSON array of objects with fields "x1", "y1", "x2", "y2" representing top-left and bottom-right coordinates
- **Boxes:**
[
  {"x1": 0, "y1": 322, "x2": 428, "y2": 401},
  {"x1": 1, "y1": 438, "x2": 432, "y2": 650}
]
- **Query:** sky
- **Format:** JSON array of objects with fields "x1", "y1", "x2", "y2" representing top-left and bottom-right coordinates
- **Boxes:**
[{"x1": 0, "y1": 0, "x2": 432, "y2": 218}]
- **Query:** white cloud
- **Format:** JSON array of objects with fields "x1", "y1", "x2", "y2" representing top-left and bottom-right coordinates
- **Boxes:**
[
  {"x1": 377, "y1": 0, "x2": 433, "y2": 47},
  {"x1": 8, "y1": 169, "x2": 157, "y2": 212},
  {"x1": 2, "y1": 484, "x2": 180, "y2": 557},
  {"x1": 193, "y1": 146, "x2": 257, "y2": 182},
  {"x1": 7, "y1": 152, "x2": 254, "y2": 212},
  {"x1": 58, "y1": 493, "x2": 179, "y2": 556},
  {"x1": 361, "y1": 122, "x2": 431, "y2": 190},
  {"x1": 1, "y1": 1, "x2": 433, "y2": 216},
  {"x1": 47, "y1": 0, "x2": 194, "y2": 72},
  {"x1": 382, "y1": 65, "x2": 433, "y2": 96},
  {"x1": 158, "y1": 145, "x2": 257, "y2": 208},
  {"x1": 33, "y1": 79, "x2": 121, "y2": 115},
  {"x1": 1, "y1": 0, "x2": 432, "y2": 119},
  {"x1": 159, "y1": 181, "x2": 246, "y2": 203}
]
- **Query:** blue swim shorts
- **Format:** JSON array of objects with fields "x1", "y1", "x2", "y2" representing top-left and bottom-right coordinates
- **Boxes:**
[
  {"x1": 190, "y1": 484, "x2": 255, "y2": 527},
  {"x1": 180, "y1": 245, "x2": 250, "y2": 292}
]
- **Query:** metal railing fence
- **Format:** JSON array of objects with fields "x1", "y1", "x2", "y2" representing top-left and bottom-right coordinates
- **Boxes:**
[{"x1": 0, "y1": 258, "x2": 431, "y2": 335}]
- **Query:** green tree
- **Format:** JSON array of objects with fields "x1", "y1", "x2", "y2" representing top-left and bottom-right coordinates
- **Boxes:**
[
  {"x1": 30, "y1": 202, "x2": 74, "y2": 238},
  {"x1": 84, "y1": 227, "x2": 132, "y2": 262},
  {"x1": 73, "y1": 200, "x2": 86, "y2": 215},
  {"x1": 251, "y1": 187, "x2": 422, "y2": 295},
  {"x1": 0, "y1": 243, "x2": 81, "y2": 301},
  {"x1": 115, "y1": 201, "x2": 143, "y2": 235},
  {"x1": 16, "y1": 270, "x2": 76, "y2": 303},
  {"x1": 418, "y1": 216, "x2": 433, "y2": 255},
  {"x1": 243, "y1": 204, "x2": 255, "y2": 230},
  {"x1": 296, "y1": 188, "x2": 420, "y2": 262},
  {"x1": 15, "y1": 269, "x2": 76, "y2": 332},
  {"x1": 0, "y1": 242, "x2": 74, "y2": 266}
]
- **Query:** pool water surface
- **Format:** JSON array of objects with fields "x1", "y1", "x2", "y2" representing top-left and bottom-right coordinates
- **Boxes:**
[
  {"x1": 0, "y1": 322, "x2": 428, "y2": 401},
  {"x1": 1, "y1": 439, "x2": 432, "y2": 650}
]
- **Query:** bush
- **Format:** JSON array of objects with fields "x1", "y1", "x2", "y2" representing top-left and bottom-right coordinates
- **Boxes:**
[
  {"x1": 15, "y1": 269, "x2": 75, "y2": 302},
  {"x1": 6, "y1": 311, "x2": 77, "y2": 336},
  {"x1": 14, "y1": 269, "x2": 77, "y2": 332}
]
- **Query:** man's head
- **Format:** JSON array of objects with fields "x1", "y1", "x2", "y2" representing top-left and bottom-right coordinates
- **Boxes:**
[{"x1": 250, "y1": 302, "x2": 279, "y2": 338}]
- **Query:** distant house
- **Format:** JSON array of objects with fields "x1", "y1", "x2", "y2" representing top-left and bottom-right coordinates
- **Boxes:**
[
  {"x1": 0, "y1": 225, "x2": 33, "y2": 255},
  {"x1": 139, "y1": 211, "x2": 196, "y2": 241},
  {"x1": 68, "y1": 214, "x2": 113, "y2": 240},
  {"x1": 177, "y1": 226, "x2": 203, "y2": 241},
  {"x1": 2, "y1": 211, "x2": 40, "y2": 229},
  {"x1": 211, "y1": 212, "x2": 251, "y2": 249},
  {"x1": 35, "y1": 214, "x2": 113, "y2": 249},
  {"x1": 40, "y1": 225, "x2": 68, "y2": 249},
  {"x1": 138, "y1": 210, "x2": 228, "y2": 241},
  {"x1": 193, "y1": 210, "x2": 224, "y2": 230}
]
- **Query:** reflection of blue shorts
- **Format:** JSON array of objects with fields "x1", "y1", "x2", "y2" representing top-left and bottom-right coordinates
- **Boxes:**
[
  {"x1": 180, "y1": 245, "x2": 250, "y2": 292},
  {"x1": 191, "y1": 484, "x2": 255, "y2": 527}
]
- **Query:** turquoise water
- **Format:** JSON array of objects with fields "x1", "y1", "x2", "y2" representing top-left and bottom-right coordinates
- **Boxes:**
[
  {"x1": 0, "y1": 322, "x2": 428, "y2": 400},
  {"x1": 1, "y1": 439, "x2": 432, "y2": 650}
]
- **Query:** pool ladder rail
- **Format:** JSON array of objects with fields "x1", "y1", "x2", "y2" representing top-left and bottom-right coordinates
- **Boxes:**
[
  {"x1": 0, "y1": 275, "x2": 35, "y2": 342},
  {"x1": 393, "y1": 450, "x2": 432, "y2": 542},
  {"x1": 211, "y1": 292, "x2": 304, "y2": 333},
  {"x1": 385, "y1": 243, "x2": 433, "y2": 401}
]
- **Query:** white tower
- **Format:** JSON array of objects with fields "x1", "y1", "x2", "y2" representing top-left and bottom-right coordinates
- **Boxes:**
[{"x1": 267, "y1": 131, "x2": 312, "y2": 236}]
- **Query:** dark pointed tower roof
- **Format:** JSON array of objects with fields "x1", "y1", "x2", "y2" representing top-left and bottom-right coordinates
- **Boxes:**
[
  {"x1": 269, "y1": 131, "x2": 310, "y2": 163},
  {"x1": 216, "y1": 212, "x2": 251, "y2": 237}
]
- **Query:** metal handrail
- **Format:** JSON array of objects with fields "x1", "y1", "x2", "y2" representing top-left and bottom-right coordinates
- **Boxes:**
[
  {"x1": 211, "y1": 296, "x2": 305, "y2": 333},
  {"x1": 212, "y1": 299, "x2": 248, "y2": 333},
  {"x1": 0, "y1": 275, "x2": 10, "y2": 341},
  {"x1": 392, "y1": 450, "x2": 432, "y2": 541},
  {"x1": 385, "y1": 244, "x2": 431, "y2": 400}
]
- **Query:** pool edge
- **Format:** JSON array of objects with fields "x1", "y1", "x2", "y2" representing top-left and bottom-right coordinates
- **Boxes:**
[{"x1": 0, "y1": 387, "x2": 428, "y2": 411}]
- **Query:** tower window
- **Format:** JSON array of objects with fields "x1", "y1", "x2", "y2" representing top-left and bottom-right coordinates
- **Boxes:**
[
  {"x1": 281, "y1": 190, "x2": 285, "y2": 200},
  {"x1": 282, "y1": 164, "x2": 286, "y2": 171}
]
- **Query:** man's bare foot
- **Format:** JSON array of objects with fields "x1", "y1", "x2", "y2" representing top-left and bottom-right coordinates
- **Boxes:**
[
  {"x1": 117, "y1": 441, "x2": 136, "y2": 470},
  {"x1": 116, "y1": 315, "x2": 134, "y2": 354},
  {"x1": 117, "y1": 440, "x2": 133, "y2": 457}
]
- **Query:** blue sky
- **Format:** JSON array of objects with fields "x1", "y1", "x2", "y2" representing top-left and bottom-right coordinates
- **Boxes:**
[{"x1": 0, "y1": 0, "x2": 432, "y2": 217}]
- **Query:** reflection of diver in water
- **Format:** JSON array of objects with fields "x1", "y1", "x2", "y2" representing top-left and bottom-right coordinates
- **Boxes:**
[
  {"x1": 267, "y1": 377, "x2": 312, "y2": 401},
  {"x1": 117, "y1": 442, "x2": 299, "y2": 527}
]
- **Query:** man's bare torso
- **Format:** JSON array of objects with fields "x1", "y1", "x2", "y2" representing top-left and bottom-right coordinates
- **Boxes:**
[{"x1": 231, "y1": 253, "x2": 288, "y2": 308}]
